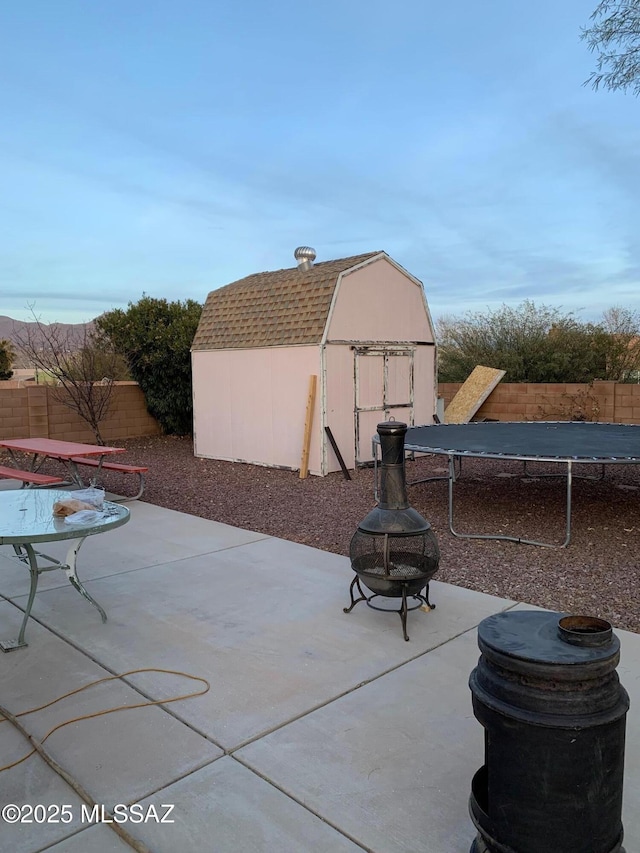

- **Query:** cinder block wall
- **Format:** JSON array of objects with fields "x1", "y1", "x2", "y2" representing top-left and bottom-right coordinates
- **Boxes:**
[
  {"x1": 0, "y1": 382, "x2": 161, "y2": 441},
  {"x1": 0, "y1": 386, "x2": 30, "y2": 439},
  {"x1": 438, "y1": 381, "x2": 640, "y2": 424},
  {"x1": 5, "y1": 380, "x2": 638, "y2": 438}
]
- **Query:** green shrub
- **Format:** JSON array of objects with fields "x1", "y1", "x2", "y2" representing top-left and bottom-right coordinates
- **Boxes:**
[
  {"x1": 0, "y1": 339, "x2": 14, "y2": 380},
  {"x1": 97, "y1": 296, "x2": 202, "y2": 435}
]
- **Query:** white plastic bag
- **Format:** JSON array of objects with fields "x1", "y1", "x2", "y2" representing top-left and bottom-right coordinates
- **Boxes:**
[
  {"x1": 64, "y1": 509, "x2": 102, "y2": 525},
  {"x1": 70, "y1": 488, "x2": 105, "y2": 509}
]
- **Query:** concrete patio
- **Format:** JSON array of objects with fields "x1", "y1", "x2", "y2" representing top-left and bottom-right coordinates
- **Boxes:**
[{"x1": 0, "y1": 495, "x2": 638, "y2": 853}]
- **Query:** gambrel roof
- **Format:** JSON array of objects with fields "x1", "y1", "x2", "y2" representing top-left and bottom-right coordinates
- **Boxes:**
[{"x1": 192, "y1": 252, "x2": 383, "y2": 350}]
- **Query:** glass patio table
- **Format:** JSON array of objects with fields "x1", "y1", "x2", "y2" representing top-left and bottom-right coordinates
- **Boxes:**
[{"x1": 0, "y1": 489, "x2": 129, "y2": 651}]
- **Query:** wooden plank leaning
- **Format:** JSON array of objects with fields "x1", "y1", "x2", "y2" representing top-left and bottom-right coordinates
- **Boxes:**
[{"x1": 299, "y1": 374, "x2": 317, "y2": 479}]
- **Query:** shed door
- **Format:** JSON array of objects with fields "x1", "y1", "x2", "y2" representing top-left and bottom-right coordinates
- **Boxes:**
[{"x1": 354, "y1": 347, "x2": 414, "y2": 465}]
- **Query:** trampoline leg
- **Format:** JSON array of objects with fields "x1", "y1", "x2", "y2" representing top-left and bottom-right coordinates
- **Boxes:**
[
  {"x1": 562, "y1": 461, "x2": 573, "y2": 548},
  {"x1": 448, "y1": 457, "x2": 573, "y2": 549},
  {"x1": 523, "y1": 459, "x2": 604, "y2": 483}
]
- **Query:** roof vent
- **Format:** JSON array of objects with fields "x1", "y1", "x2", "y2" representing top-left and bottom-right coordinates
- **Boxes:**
[{"x1": 294, "y1": 246, "x2": 316, "y2": 271}]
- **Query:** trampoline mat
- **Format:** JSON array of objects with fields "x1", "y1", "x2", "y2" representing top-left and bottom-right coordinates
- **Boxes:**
[{"x1": 403, "y1": 421, "x2": 640, "y2": 463}]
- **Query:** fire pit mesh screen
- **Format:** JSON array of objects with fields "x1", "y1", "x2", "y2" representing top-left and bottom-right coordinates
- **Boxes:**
[{"x1": 350, "y1": 532, "x2": 439, "y2": 580}]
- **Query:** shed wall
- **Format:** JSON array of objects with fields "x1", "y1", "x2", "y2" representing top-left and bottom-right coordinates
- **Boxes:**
[
  {"x1": 192, "y1": 346, "x2": 322, "y2": 473},
  {"x1": 323, "y1": 345, "x2": 355, "y2": 470},
  {"x1": 321, "y1": 257, "x2": 436, "y2": 470},
  {"x1": 414, "y1": 345, "x2": 437, "y2": 423},
  {"x1": 326, "y1": 258, "x2": 434, "y2": 343}
]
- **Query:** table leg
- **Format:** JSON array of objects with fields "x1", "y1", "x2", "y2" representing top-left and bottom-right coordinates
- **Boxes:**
[
  {"x1": 0, "y1": 543, "x2": 40, "y2": 651},
  {"x1": 62, "y1": 537, "x2": 108, "y2": 623},
  {"x1": 2, "y1": 537, "x2": 108, "y2": 651},
  {"x1": 66, "y1": 459, "x2": 87, "y2": 487}
]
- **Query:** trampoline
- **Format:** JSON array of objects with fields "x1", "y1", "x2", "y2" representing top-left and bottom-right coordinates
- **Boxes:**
[{"x1": 373, "y1": 421, "x2": 640, "y2": 548}]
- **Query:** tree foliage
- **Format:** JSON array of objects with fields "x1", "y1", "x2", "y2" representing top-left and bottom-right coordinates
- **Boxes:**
[
  {"x1": 96, "y1": 296, "x2": 202, "y2": 435},
  {"x1": 598, "y1": 305, "x2": 640, "y2": 380},
  {"x1": 13, "y1": 311, "x2": 129, "y2": 444},
  {"x1": 0, "y1": 339, "x2": 15, "y2": 380},
  {"x1": 436, "y1": 300, "x2": 640, "y2": 384},
  {"x1": 582, "y1": 0, "x2": 640, "y2": 95}
]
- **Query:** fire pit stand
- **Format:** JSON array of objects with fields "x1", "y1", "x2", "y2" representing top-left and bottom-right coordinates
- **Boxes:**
[
  {"x1": 344, "y1": 421, "x2": 440, "y2": 641},
  {"x1": 343, "y1": 575, "x2": 435, "y2": 642}
]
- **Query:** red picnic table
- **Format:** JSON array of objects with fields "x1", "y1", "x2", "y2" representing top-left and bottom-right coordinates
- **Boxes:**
[{"x1": 0, "y1": 438, "x2": 148, "y2": 499}]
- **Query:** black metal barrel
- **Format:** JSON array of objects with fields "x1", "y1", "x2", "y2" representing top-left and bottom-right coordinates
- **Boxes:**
[{"x1": 469, "y1": 610, "x2": 629, "y2": 853}]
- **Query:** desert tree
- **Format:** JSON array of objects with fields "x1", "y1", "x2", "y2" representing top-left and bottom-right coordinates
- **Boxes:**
[
  {"x1": 582, "y1": 0, "x2": 640, "y2": 95},
  {"x1": 13, "y1": 309, "x2": 130, "y2": 444}
]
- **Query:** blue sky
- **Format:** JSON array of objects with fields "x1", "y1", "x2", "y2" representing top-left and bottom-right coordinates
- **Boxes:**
[{"x1": 1, "y1": 0, "x2": 638, "y2": 326}]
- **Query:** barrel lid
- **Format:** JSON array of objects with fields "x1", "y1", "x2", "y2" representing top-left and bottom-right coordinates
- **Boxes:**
[
  {"x1": 377, "y1": 421, "x2": 407, "y2": 436},
  {"x1": 478, "y1": 610, "x2": 620, "y2": 664}
]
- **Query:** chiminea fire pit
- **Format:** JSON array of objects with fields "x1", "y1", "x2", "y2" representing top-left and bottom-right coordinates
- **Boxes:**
[{"x1": 344, "y1": 421, "x2": 440, "y2": 641}]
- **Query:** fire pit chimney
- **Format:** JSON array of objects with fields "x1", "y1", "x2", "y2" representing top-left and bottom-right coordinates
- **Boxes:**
[{"x1": 344, "y1": 421, "x2": 440, "y2": 640}]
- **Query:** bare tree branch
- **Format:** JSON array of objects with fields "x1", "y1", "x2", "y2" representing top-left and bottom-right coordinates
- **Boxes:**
[{"x1": 13, "y1": 307, "x2": 129, "y2": 444}]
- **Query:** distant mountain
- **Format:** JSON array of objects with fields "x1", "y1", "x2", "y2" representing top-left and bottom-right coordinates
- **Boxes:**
[
  {"x1": 0, "y1": 315, "x2": 94, "y2": 368},
  {"x1": 0, "y1": 315, "x2": 92, "y2": 345}
]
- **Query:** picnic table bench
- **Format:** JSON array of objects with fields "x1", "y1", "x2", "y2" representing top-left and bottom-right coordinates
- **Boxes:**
[
  {"x1": 70, "y1": 456, "x2": 148, "y2": 500},
  {"x1": 0, "y1": 466, "x2": 66, "y2": 487}
]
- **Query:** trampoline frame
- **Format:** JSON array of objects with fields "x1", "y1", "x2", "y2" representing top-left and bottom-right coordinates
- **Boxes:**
[{"x1": 372, "y1": 421, "x2": 640, "y2": 549}]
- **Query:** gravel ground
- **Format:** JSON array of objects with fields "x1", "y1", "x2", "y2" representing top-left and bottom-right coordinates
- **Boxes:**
[{"x1": 15, "y1": 434, "x2": 640, "y2": 633}]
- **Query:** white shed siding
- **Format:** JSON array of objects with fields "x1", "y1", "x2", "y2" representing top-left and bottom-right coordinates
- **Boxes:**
[
  {"x1": 326, "y1": 258, "x2": 433, "y2": 343},
  {"x1": 413, "y1": 345, "x2": 437, "y2": 425},
  {"x1": 193, "y1": 346, "x2": 322, "y2": 473},
  {"x1": 321, "y1": 257, "x2": 436, "y2": 469},
  {"x1": 323, "y1": 344, "x2": 356, "y2": 471}
]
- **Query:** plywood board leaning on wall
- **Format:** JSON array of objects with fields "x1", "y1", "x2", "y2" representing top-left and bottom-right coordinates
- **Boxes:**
[{"x1": 444, "y1": 366, "x2": 506, "y2": 424}]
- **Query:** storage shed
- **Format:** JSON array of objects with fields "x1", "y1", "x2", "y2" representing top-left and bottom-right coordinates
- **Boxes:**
[{"x1": 191, "y1": 249, "x2": 437, "y2": 475}]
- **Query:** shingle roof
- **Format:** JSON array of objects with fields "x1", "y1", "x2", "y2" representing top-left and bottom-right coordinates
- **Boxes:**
[{"x1": 192, "y1": 252, "x2": 382, "y2": 350}]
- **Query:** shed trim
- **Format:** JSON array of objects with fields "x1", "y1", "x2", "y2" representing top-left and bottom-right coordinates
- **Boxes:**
[
  {"x1": 320, "y1": 253, "x2": 386, "y2": 348},
  {"x1": 320, "y1": 341, "x2": 328, "y2": 475},
  {"x1": 194, "y1": 452, "x2": 303, "y2": 473},
  {"x1": 326, "y1": 340, "x2": 435, "y2": 347},
  {"x1": 192, "y1": 343, "x2": 318, "y2": 354}
]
